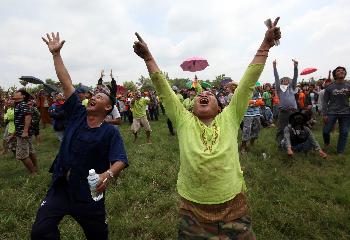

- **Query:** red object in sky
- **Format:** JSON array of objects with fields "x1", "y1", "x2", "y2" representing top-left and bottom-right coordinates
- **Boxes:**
[
  {"x1": 300, "y1": 68, "x2": 317, "y2": 75},
  {"x1": 180, "y1": 57, "x2": 209, "y2": 72}
]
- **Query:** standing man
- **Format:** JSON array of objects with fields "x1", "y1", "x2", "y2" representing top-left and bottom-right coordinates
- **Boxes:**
[
  {"x1": 134, "y1": 16, "x2": 281, "y2": 239},
  {"x1": 130, "y1": 91, "x2": 151, "y2": 143},
  {"x1": 31, "y1": 32, "x2": 128, "y2": 240},
  {"x1": 273, "y1": 59, "x2": 298, "y2": 146},
  {"x1": 322, "y1": 66, "x2": 350, "y2": 155},
  {"x1": 13, "y1": 89, "x2": 38, "y2": 174}
]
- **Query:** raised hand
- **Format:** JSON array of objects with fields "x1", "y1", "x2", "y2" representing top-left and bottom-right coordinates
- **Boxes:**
[
  {"x1": 133, "y1": 32, "x2": 153, "y2": 61},
  {"x1": 273, "y1": 59, "x2": 277, "y2": 67},
  {"x1": 42, "y1": 32, "x2": 65, "y2": 55},
  {"x1": 110, "y1": 69, "x2": 113, "y2": 78},
  {"x1": 292, "y1": 59, "x2": 298, "y2": 67},
  {"x1": 263, "y1": 17, "x2": 281, "y2": 48},
  {"x1": 101, "y1": 69, "x2": 105, "y2": 78}
]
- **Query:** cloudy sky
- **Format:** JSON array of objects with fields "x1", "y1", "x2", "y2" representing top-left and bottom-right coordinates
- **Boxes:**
[{"x1": 0, "y1": 0, "x2": 349, "y2": 89}]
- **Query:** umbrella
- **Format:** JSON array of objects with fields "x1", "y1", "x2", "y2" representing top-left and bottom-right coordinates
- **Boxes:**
[
  {"x1": 180, "y1": 57, "x2": 209, "y2": 72},
  {"x1": 43, "y1": 83, "x2": 61, "y2": 94},
  {"x1": 300, "y1": 68, "x2": 317, "y2": 76},
  {"x1": 19, "y1": 76, "x2": 44, "y2": 85}
]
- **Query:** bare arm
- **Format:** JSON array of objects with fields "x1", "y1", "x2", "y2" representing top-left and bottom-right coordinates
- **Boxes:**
[
  {"x1": 96, "y1": 161, "x2": 127, "y2": 193},
  {"x1": 105, "y1": 118, "x2": 122, "y2": 125},
  {"x1": 22, "y1": 114, "x2": 32, "y2": 136},
  {"x1": 42, "y1": 32, "x2": 74, "y2": 99}
]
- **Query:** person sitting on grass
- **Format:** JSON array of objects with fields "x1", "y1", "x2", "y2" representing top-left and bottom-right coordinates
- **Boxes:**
[
  {"x1": 133, "y1": 16, "x2": 281, "y2": 239},
  {"x1": 281, "y1": 112, "x2": 327, "y2": 158},
  {"x1": 31, "y1": 32, "x2": 128, "y2": 240}
]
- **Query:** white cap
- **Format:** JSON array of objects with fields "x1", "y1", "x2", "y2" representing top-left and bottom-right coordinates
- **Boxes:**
[{"x1": 89, "y1": 169, "x2": 96, "y2": 175}]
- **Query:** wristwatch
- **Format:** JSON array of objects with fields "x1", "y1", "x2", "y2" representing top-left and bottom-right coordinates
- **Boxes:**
[{"x1": 107, "y1": 169, "x2": 114, "y2": 178}]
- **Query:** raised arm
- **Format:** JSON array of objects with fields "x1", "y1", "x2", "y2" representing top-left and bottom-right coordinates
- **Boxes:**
[
  {"x1": 110, "y1": 69, "x2": 117, "y2": 97},
  {"x1": 42, "y1": 32, "x2": 74, "y2": 99},
  {"x1": 291, "y1": 59, "x2": 298, "y2": 89},
  {"x1": 98, "y1": 70, "x2": 104, "y2": 85},
  {"x1": 228, "y1": 17, "x2": 281, "y2": 122},
  {"x1": 133, "y1": 32, "x2": 185, "y2": 125},
  {"x1": 273, "y1": 60, "x2": 281, "y2": 92}
]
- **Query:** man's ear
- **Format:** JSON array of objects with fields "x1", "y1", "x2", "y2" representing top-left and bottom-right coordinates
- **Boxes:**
[{"x1": 105, "y1": 104, "x2": 112, "y2": 113}]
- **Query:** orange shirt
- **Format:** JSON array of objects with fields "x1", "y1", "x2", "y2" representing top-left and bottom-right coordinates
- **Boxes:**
[
  {"x1": 298, "y1": 92, "x2": 305, "y2": 109},
  {"x1": 272, "y1": 94, "x2": 280, "y2": 105}
]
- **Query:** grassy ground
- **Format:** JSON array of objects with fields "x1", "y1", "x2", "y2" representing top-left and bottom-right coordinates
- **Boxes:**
[{"x1": 0, "y1": 114, "x2": 349, "y2": 240}]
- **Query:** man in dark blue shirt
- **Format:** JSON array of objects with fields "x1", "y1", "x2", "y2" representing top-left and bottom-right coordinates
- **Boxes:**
[{"x1": 31, "y1": 32, "x2": 128, "y2": 240}]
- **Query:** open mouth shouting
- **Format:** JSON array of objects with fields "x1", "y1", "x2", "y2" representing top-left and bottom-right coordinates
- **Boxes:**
[{"x1": 199, "y1": 96, "x2": 209, "y2": 105}]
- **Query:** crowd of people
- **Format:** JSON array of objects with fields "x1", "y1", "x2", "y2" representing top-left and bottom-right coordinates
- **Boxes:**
[{"x1": 0, "y1": 17, "x2": 349, "y2": 239}]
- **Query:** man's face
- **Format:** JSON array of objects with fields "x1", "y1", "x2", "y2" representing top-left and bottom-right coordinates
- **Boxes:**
[
  {"x1": 13, "y1": 92, "x2": 24, "y2": 102},
  {"x1": 335, "y1": 68, "x2": 346, "y2": 80},
  {"x1": 193, "y1": 91, "x2": 220, "y2": 120},
  {"x1": 77, "y1": 92, "x2": 86, "y2": 101},
  {"x1": 281, "y1": 79, "x2": 289, "y2": 85},
  {"x1": 87, "y1": 93, "x2": 112, "y2": 115}
]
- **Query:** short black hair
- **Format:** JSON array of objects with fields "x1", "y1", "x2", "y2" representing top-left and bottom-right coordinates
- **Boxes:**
[
  {"x1": 16, "y1": 89, "x2": 32, "y2": 102},
  {"x1": 332, "y1": 66, "x2": 347, "y2": 79},
  {"x1": 101, "y1": 92, "x2": 115, "y2": 115}
]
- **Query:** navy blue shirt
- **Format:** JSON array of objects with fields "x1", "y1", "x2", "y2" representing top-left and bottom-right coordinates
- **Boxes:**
[{"x1": 50, "y1": 92, "x2": 128, "y2": 201}]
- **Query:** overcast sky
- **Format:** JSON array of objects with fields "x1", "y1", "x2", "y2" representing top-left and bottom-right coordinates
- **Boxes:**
[{"x1": 0, "y1": 0, "x2": 349, "y2": 89}]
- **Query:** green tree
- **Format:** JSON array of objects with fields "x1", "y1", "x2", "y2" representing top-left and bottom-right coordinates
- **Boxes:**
[
  {"x1": 19, "y1": 80, "x2": 28, "y2": 87},
  {"x1": 123, "y1": 81, "x2": 137, "y2": 92},
  {"x1": 212, "y1": 74, "x2": 226, "y2": 88},
  {"x1": 138, "y1": 75, "x2": 155, "y2": 92}
]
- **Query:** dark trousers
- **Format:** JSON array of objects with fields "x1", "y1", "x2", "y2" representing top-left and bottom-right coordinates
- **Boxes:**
[
  {"x1": 323, "y1": 114, "x2": 350, "y2": 154},
  {"x1": 167, "y1": 118, "x2": 175, "y2": 135},
  {"x1": 127, "y1": 110, "x2": 133, "y2": 124},
  {"x1": 149, "y1": 107, "x2": 159, "y2": 121},
  {"x1": 31, "y1": 181, "x2": 108, "y2": 240},
  {"x1": 276, "y1": 109, "x2": 295, "y2": 145}
]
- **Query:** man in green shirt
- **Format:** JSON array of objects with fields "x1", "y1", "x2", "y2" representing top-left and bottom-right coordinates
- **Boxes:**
[
  {"x1": 131, "y1": 92, "x2": 151, "y2": 143},
  {"x1": 134, "y1": 16, "x2": 281, "y2": 239}
]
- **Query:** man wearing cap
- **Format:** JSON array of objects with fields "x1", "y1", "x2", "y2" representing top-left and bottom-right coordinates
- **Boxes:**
[
  {"x1": 273, "y1": 59, "x2": 299, "y2": 146},
  {"x1": 322, "y1": 66, "x2": 350, "y2": 154},
  {"x1": 31, "y1": 32, "x2": 128, "y2": 240},
  {"x1": 130, "y1": 91, "x2": 151, "y2": 143},
  {"x1": 75, "y1": 86, "x2": 89, "y2": 107},
  {"x1": 281, "y1": 112, "x2": 327, "y2": 158}
]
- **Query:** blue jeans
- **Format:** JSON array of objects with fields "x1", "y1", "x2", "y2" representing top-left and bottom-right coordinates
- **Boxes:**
[{"x1": 323, "y1": 114, "x2": 350, "y2": 154}]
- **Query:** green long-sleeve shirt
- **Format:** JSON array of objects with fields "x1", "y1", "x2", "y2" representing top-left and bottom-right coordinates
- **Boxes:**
[{"x1": 150, "y1": 64, "x2": 264, "y2": 204}]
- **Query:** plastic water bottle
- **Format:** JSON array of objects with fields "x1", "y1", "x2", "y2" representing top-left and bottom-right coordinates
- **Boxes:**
[{"x1": 87, "y1": 169, "x2": 103, "y2": 201}]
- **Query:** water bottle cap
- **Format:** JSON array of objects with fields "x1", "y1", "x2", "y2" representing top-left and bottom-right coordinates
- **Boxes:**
[{"x1": 89, "y1": 169, "x2": 96, "y2": 175}]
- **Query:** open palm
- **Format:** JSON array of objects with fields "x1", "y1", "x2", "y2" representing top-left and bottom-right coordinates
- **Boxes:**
[{"x1": 42, "y1": 32, "x2": 65, "y2": 54}]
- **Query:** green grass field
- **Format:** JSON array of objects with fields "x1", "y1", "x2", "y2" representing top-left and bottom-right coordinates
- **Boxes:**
[{"x1": 0, "y1": 115, "x2": 349, "y2": 240}]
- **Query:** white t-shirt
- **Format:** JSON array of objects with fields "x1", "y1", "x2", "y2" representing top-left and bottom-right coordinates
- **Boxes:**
[{"x1": 105, "y1": 105, "x2": 120, "y2": 120}]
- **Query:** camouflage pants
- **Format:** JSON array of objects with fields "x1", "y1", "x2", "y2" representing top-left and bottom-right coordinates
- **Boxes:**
[
  {"x1": 242, "y1": 116, "x2": 261, "y2": 142},
  {"x1": 178, "y1": 210, "x2": 256, "y2": 240}
]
